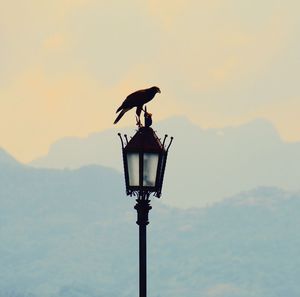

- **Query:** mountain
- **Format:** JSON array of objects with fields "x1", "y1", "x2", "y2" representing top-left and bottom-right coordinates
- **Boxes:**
[
  {"x1": 1, "y1": 157, "x2": 300, "y2": 297},
  {"x1": 30, "y1": 117, "x2": 300, "y2": 208},
  {"x1": 0, "y1": 147, "x2": 22, "y2": 166},
  {"x1": 0, "y1": 152, "x2": 129, "y2": 297}
]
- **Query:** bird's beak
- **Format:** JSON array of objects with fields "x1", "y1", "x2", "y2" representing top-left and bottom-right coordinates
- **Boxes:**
[{"x1": 158, "y1": 88, "x2": 161, "y2": 93}]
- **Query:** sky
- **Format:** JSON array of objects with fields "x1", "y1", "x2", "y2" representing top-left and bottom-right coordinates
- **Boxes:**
[{"x1": 1, "y1": 0, "x2": 300, "y2": 162}]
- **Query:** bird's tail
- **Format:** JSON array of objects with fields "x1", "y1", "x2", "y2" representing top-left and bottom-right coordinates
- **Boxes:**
[{"x1": 114, "y1": 108, "x2": 129, "y2": 124}]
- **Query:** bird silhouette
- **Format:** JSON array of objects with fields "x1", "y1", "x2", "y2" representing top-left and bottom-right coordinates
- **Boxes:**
[{"x1": 114, "y1": 86, "x2": 161, "y2": 125}]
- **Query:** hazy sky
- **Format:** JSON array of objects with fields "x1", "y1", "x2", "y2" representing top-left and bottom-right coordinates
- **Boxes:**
[{"x1": 1, "y1": 0, "x2": 300, "y2": 162}]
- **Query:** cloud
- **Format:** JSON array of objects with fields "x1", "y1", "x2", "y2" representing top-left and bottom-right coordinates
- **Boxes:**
[
  {"x1": 0, "y1": 61, "x2": 180, "y2": 162},
  {"x1": 43, "y1": 33, "x2": 67, "y2": 50},
  {"x1": 0, "y1": 66, "x2": 115, "y2": 161},
  {"x1": 157, "y1": 1, "x2": 288, "y2": 91},
  {"x1": 1, "y1": 0, "x2": 300, "y2": 161},
  {"x1": 139, "y1": 0, "x2": 300, "y2": 130},
  {"x1": 146, "y1": 0, "x2": 188, "y2": 28},
  {"x1": 258, "y1": 97, "x2": 300, "y2": 142}
]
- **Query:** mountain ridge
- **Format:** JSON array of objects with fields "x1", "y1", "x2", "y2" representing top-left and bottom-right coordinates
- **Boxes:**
[
  {"x1": 0, "y1": 159, "x2": 299, "y2": 297},
  {"x1": 29, "y1": 117, "x2": 283, "y2": 169},
  {"x1": 11, "y1": 117, "x2": 300, "y2": 208},
  {"x1": 0, "y1": 147, "x2": 22, "y2": 166}
]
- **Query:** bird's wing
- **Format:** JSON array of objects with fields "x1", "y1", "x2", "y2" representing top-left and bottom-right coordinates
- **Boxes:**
[
  {"x1": 114, "y1": 107, "x2": 130, "y2": 124},
  {"x1": 116, "y1": 89, "x2": 147, "y2": 112}
]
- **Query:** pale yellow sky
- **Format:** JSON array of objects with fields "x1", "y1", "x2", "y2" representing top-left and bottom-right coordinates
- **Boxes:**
[{"x1": 1, "y1": 0, "x2": 300, "y2": 162}]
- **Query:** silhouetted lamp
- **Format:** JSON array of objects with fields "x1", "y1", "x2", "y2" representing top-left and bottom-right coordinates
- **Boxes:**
[
  {"x1": 118, "y1": 111, "x2": 173, "y2": 297},
  {"x1": 119, "y1": 126, "x2": 172, "y2": 198}
]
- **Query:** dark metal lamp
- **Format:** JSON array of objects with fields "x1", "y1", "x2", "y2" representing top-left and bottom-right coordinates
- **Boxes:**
[
  {"x1": 119, "y1": 126, "x2": 172, "y2": 198},
  {"x1": 118, "y1": 112, "x2": 173, "y2": 297}
]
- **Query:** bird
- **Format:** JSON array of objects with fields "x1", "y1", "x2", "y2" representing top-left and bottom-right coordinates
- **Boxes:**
[{"x1": 113, "y1": 86, "x2": 161, "y2": 125}]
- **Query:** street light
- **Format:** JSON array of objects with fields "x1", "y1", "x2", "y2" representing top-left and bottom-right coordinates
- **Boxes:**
[{"x1": 118, "y1": 112, "x2": 173, "y2": 297}]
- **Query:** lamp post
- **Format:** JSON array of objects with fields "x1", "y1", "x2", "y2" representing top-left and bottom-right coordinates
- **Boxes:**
[{"x1": 118, "y1": 112, "x2": 173, "y2": 297}]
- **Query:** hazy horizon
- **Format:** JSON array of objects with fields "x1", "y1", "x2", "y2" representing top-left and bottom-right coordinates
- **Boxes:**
[
  {"x1": 0, "y1": 116, "x2": 299, "y2": 209},
  {"x1": 1, "y1": 0, "x2": 300, "y2": 162},
  {"x1": 1, "y1": 115, "x2": 300, "y2": 165}
]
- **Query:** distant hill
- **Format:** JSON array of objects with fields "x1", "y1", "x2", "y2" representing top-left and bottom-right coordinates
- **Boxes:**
[
  {"x1": 1, "y1": 157, "x2": 300, "y2": 297},
  {"x1": 30, "y1": 117, "x2": 300, "y2": 208},
  {"x1": 0, "y1": 147, "x2": 22, "y2": 166}
]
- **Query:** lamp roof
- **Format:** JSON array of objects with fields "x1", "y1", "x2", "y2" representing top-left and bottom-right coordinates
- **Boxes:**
[{"x1": 124, "y1": 127, "x2": 164, "y2": 152}]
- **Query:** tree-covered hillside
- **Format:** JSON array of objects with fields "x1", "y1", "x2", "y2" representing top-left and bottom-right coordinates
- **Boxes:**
[{"x1": 0, "y1": 151, "x2": 300, "y2": 296}]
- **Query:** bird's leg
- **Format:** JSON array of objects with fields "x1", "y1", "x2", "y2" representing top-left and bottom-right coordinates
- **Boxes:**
[
  {"x1": 136, "y1": 106, "x2": 143, "y2": 127},
  {"x1": 136, "y1": 115, "x2": 142, "y2": 127}
]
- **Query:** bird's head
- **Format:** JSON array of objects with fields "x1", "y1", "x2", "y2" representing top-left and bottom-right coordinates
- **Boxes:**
[{"x1": 152, "y1": 86, "x2": 161, "y2": 94}]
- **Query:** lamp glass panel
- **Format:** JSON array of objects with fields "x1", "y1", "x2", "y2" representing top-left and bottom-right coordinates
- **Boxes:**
[
  {"x1": 158, "y1": 153, "x2": 166, "y2": 181},
  {"x1": 127, "y1": 153, "x2": 139, "y2": 186},
  {"x1": 143, "y1": 153, "x2": 159, "y2": 186}
]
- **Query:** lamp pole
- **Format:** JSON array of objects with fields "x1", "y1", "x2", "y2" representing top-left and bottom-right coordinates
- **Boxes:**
[
  {"x1": 118, "y1": 111, "x2": 173, "y2": 297},
  {"x1": 135, "y1": 194, "x2": 152, "y2": 297}
]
